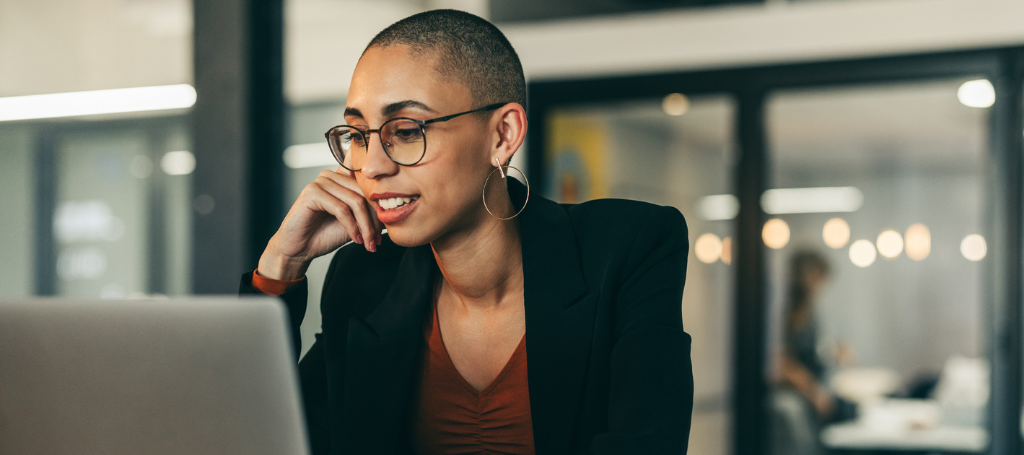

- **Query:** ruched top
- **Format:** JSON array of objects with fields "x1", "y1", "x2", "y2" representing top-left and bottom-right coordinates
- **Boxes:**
[{"x1": 413, "y1": 299, "x2": 535, "y2": 455}]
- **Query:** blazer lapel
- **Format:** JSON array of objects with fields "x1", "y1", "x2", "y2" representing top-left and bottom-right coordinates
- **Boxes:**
[
  {"x1": 341, "y1": 243, "x2": 436, "y2": 453},
  {"x1": 509, "y1": 178, "x2": 596, "y2": 455}
]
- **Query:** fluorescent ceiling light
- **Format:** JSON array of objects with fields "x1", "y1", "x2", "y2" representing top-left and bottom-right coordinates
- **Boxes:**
[
  {"x1": 761, "y1": 186, "x2": 863, "y2": 214},
  {"x1": 0, "y1": 84, "x2": 196, "y2": 122},
  {"x1": 699, "y1": 187, "x2": 862, "y2": 220},
  {"x1": 284, "y1": 143, "x2": 337, "y2": 169},
  {"x1": 161, "y1": 151, "x2": 196, "y2": 176}
]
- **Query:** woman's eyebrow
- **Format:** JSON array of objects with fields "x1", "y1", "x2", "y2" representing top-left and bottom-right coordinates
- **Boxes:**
[{"x1": 381, "y1": 100, "x2": 434, "y2": 117}]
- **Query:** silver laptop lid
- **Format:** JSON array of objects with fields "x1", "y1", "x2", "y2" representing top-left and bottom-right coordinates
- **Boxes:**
[{"x1": 0, "y1": 297, "x2": 310, "y2": 455}]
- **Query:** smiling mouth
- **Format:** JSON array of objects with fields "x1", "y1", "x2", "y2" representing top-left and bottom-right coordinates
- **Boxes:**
[{"x1": 378, "y1": 196, "x2": 420, "y2": 211}]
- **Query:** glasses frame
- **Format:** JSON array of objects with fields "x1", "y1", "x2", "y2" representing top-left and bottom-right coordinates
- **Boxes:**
[{"x1": 325, "y1": 102, "x2": 509, "y2": 171}]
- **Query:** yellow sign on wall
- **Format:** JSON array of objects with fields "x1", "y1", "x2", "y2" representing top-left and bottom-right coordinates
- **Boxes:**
[{"x1": 546, "y1": 112, "x2": 608, "y2": 204}]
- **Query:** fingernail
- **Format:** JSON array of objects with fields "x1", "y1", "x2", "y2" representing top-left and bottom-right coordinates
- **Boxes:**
[
  {"x1": 369, "y1": 239, "x2": 377, "y2": 253},
  {"x1": 354, "y1": 234, "x2": 363, "y2": 244}
]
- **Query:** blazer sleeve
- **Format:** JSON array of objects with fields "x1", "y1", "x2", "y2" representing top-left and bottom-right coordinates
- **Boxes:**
[{"x1": 591, "y1": 206, "x2": 694, "y2": 455}]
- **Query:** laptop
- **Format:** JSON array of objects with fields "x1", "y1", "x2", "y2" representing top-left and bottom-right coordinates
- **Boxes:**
[{"x1": 0, "y1": 297, "x2": 310, "y2": 455}]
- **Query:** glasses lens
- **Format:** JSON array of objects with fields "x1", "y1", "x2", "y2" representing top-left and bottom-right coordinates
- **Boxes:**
[
  {"x1": 327, "y1": 127, "x2": 366, "y2": 169},
  {"x1": 382, "y1": 119, "x2": 425, "y2": 165}
]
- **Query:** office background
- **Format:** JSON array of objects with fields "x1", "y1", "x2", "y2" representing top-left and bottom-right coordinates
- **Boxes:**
[{"x1": 2, "y1": 0, "x2": 1023, "y2": 453}]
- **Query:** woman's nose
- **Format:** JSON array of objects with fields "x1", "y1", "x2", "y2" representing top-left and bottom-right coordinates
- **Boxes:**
[{"x1": 360, "y1": 133, "x2": 399, "y2": 178}]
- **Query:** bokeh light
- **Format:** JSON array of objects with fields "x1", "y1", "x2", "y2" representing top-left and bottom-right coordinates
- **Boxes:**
[
  {"x1": 849, "y1": 239, "x2": 877, "y2": 268},
  {"x1": 905, "y1": 224, "x2": 931, "y2": 260},
  {"x1": 961, "y1": 234, "x2": 987, "y2": 261},
  {"x1": 721, "y1": 236, "x2": 733, "y2": 265},
  {"x1": 695, "y1": 233, "x2": 723, "y2": 264},
  {"x1": 161, "y1": 150, "x2": 196, "y2": 175},
  {"x1": 662, "y1": 93, "x2": 690, "y2": 116},
  {"x1": 763, "y1": 218, "x2": 790, "y2": 249},
  {"x1": 876, "y1": 230, "x2": 904, "y2": 259},
  {"x1": 822, "y1": 218, "x2": 850, "y2": 249},
  {"x1": 957, "y1": 79, "x2": 995, "y2": 108}
]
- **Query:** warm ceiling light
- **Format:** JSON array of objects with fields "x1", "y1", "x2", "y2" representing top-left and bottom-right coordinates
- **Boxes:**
[
  {"x1": 761, "y1": 187, "x2": 863, "y2": 215},
  {"x1": 849, "y1": 240, "x2": 877, "y2": 268},
  {"x1": 284, "y1": 143, "x2": 337, "y2": 169},
  {"x1": 763, "y1": 219, "x2": 790, "y2": 249},
  {"x1": 961, "y1": 234, "x2": 987, "y2": 261},
  {"x1": 694, "y1": 233, "x2": 723, "y2": 264},
  {"x1": 876, "y1": 230, "x2": 904, "y2": 259},
  {"x1": 662, "y1": 93, "x2": 690, "y2": 116},
  {"x1": 958, "y1": 79, "x2": 995, "y2": 108},
  {"x1": 721, "y1": 236, "x2": 733, "y2": 265},
  {"x1": 905, "y1": 224, "x2": 931, "y2": 261},
  {"x1": 822, "y1": 218, "x2": 850, "y2": 249},
  {"x1": 0, "y1": 84, "x2": 196, "y2": 122}
]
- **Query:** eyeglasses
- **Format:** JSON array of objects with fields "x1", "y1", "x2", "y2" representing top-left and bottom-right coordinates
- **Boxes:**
[{"x1": 325, "y1": 102, "x2": 508, "y2": 172}]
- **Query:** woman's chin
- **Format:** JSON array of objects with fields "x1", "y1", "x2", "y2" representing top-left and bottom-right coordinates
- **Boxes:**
[{"x1": 384, "y1": 227, "x2": 432, "y2": 248}]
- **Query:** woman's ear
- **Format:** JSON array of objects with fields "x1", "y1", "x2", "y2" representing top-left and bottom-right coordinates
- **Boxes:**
[{"x1": 491, "y1": 102, "x2": 527, "y2": 165}]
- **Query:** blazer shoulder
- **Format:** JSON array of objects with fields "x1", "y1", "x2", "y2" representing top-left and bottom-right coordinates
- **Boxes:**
[
  {"x1": 561, "y1": 199, "x2": 689, "y2": 303},
  {"x1": 563, "y1": 198, "x2": 689, "y2": 246}
]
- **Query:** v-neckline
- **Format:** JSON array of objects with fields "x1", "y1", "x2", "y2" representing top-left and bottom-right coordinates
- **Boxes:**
[{"x1": 431, "y1": 298, "x2": 527, "y2": 399}]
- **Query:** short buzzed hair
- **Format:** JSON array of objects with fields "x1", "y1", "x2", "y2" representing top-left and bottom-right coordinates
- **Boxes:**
[{"x1": 365, "y1": 9, "x2": 526, "y2": 111}]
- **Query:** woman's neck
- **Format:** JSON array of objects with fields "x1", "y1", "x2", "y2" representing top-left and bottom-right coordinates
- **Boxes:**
[{"x1": 430, "y1": 208, "x2": 523, "y2": 311}]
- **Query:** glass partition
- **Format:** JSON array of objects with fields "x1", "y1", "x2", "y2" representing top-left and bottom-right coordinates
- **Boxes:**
[
  {"x1": 0, "y1": 124, "x2": 37, "y2": 297},
  {"x1": 764, "y1": 78, "x2": 991, "y2": 454},
  {"x1": 0, "y1": 118, "x2": 192, "y2": 299},
  {"x1": 53, "y1": 120, "x2": 192, "y2": 298},
  {"x1": 544, "y1": 94, "x2": 737, "y2": 455}
]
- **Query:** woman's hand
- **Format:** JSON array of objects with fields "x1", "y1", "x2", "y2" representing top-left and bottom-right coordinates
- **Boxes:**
[
  {"x1": 811, "y1": 385, "x2": 836, "y2": 420},
  {"x1": 257, "y1": 167, "x2": 384, "y2": 280}
]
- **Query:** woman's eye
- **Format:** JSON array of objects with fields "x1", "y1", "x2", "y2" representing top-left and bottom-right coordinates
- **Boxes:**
[{"x1": 394, "y1": 128, "x2": 423, "y2": 141}]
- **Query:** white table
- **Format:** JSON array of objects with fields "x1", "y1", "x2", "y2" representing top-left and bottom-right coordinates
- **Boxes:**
[{"x1": 821, "y1": 423, "x2": 987, "y2": 453}]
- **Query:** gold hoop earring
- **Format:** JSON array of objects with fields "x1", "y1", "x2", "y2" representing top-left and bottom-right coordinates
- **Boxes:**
[{"x1": 482, "y1": 163, "x2": 529, "y2": 220}]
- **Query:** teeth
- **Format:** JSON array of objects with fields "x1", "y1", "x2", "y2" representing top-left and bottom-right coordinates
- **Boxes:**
[{"x1": 379, "y1": 196, "x2": 416, "y2": 210}]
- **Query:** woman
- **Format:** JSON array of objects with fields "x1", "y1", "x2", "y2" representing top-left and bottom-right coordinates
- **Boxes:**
[
  {"x1": 773, "y1": 251, "x2": 854, "y2": 455},
  {"x1": 241, "y1": 10, "x2": 693, "y2": 455}
]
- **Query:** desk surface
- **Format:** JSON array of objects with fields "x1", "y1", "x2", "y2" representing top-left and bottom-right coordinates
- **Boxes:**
[{"x1": 821, "y1": 423, "x2": 987, "y2": 453}]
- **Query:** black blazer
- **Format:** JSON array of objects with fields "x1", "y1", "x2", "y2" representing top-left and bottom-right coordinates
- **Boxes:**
[{"x1": 240, "y1": 177, "x2": 694, "y2": 455}]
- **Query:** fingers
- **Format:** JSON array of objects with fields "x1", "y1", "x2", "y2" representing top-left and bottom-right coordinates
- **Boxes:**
[
  {"x1": 335, "y1": 165, "x2": 354, "y2": 179},
  {"x1": 321, "y1": 168, "x2": 385, "y2": 245},
  {"x1": 314, "y1": 170, "x2": 379, "y2": 252},
  {"x1": 303, "y1": 183, "x2": 362, "y2": 247},
  {"x1": 319, "y1": 168, "x2": 363, "y2": 197},
  {"x1": 372, "y1": 211, "x2": 385, "y2": 246}
]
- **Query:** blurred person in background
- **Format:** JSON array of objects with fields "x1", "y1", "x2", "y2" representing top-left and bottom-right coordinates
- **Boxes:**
[
  {"x1": 240, "y1": 9, "x2": 693, "y2": 455},
  {"x1": 771, "y1": 250, "x2": 855, "y2": 455}
]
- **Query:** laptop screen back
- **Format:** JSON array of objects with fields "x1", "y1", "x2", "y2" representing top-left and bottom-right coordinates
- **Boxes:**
[{"x1": 0, "y1": 297, "x2": 309, "y2": 455}]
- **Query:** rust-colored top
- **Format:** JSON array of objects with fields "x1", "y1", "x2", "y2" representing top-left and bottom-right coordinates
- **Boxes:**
[{"x1": 413, "y1": 299, "x2": 535, "y2": 455}]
